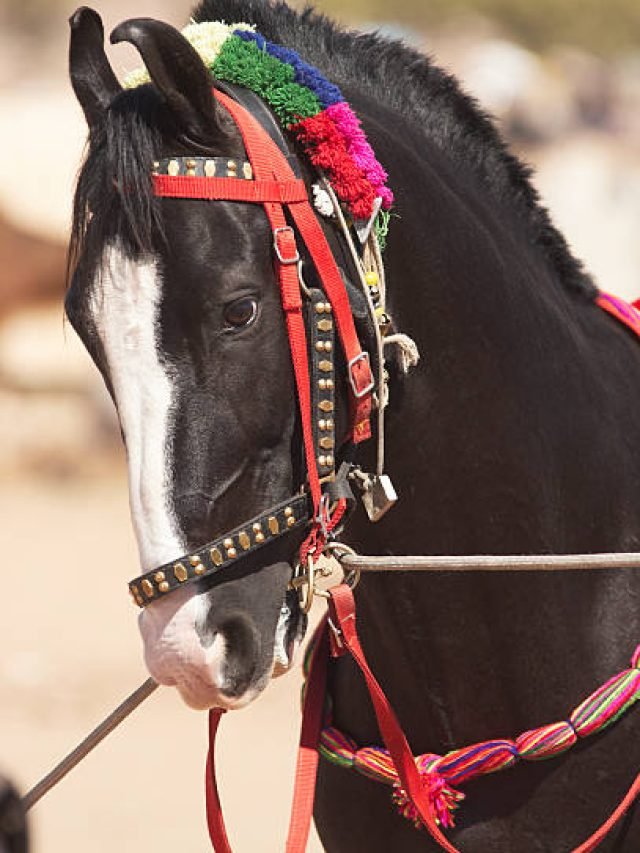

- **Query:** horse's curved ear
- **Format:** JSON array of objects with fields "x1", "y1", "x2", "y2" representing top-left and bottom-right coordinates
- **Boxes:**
[
  {"x1": 110, "y1": 18, "x2": 224, "y2": 144},
  {"x1": 69, "y1": 7, "x2": 122, "y2": 130}
]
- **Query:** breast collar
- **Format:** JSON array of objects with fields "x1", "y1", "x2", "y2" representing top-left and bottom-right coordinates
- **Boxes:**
[{"x1": 128, "y1": 84, "x2": 378, "y2": 608}]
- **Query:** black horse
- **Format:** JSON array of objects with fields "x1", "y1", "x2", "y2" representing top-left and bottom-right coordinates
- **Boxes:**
[{"x1": 67, "y1": 1, "x2": 640, "y2": 849}]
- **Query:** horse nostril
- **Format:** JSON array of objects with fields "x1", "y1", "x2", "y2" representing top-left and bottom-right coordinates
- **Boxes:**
[{"x1": 217, "y1": 615, "x2": 261, "y2": 698}]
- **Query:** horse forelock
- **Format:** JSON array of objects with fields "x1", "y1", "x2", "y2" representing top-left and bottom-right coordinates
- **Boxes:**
[{"x1": 70, "y1": 85, "x2": 166, "y2": 273}]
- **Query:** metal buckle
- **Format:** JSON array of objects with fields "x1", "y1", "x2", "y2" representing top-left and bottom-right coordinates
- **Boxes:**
[
  {"x1": 273, "y1": 226, "x2": 300, "y2": 265},
  {"x1": 348, "y1": 351, "x2": 374, "y2": 399}
]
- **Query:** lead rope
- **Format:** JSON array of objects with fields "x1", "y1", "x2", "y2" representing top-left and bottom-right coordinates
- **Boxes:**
[{"x1": 21, "y1": 677, "x2": 158, "y2": 812}]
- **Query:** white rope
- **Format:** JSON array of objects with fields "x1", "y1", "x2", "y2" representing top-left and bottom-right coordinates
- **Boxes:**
[{"x1": 383, "y1": 333, "x2": 420, "y2": 374}]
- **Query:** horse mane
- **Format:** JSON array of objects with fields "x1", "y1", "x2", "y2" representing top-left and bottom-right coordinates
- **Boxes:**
[{"x1": 194, "y1": 0, "x2": 597, "y2": 299}]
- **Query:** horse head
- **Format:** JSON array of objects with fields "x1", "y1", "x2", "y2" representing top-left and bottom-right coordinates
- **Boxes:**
[{"x1": 66, "y1": 8, "x2": 330, "y2": 710}]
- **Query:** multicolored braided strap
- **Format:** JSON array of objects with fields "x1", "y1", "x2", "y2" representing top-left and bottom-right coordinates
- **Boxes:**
[{"x1": 314, "y1": 644, "x2": 640, "y2": 829}]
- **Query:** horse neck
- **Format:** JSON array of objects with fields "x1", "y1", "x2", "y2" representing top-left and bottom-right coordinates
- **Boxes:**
[{"x1": 334, "y1": 136, "x2": 640, "y2": 752}]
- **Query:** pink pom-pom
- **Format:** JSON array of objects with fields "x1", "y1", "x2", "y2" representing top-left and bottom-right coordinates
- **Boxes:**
[{"x1": 391, "y1": 770, "x2": 464, "y2": 830}]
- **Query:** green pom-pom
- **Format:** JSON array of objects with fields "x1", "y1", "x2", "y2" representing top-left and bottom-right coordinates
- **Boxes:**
[{"x1": 213, "y1": 35, "x2": 320, "y2": 126}]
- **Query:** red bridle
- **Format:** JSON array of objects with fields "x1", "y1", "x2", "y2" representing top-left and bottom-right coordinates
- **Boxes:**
[{"x1": 153, "y1": 89, "x2": 374, "y2": 557}]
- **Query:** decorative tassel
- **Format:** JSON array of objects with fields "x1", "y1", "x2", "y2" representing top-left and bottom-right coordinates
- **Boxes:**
[{"x1": 391, "y1": 771, "x2": 464, "y2": 830}]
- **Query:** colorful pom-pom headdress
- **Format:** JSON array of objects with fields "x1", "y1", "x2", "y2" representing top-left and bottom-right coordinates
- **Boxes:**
[{"x1": 125, "y1": 21, "x2": 394, "y2": 224}]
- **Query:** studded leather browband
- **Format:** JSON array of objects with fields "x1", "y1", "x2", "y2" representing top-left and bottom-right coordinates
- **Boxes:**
[
  {"x1": 129, "y1": 493, "x2": 311, "y2": 607},
  {"x1": 152, "y1": 156, "x2": 253, "y2": 179}
]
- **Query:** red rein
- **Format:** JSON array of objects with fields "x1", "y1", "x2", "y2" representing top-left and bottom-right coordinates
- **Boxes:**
[{"x1": 206, "y1": 585, "x2": 640, "y2": 852}]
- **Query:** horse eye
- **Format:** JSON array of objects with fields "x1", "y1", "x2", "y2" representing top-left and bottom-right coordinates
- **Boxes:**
[{"x1": 224, "y1": 297, "x2": 258, "y2": 329}]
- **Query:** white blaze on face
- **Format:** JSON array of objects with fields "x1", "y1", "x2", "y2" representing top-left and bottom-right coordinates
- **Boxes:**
[
  {"x1": 88, "y1": 245, "x2": 226, "y2": 706},
  {"x1": 89, "y1": 245, "x2": 182, "y2": 568}
]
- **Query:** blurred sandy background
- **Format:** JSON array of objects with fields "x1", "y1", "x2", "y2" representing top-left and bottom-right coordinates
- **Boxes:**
[{"x1": 0, "y1": 0, "x2": 639, "y2": 850}]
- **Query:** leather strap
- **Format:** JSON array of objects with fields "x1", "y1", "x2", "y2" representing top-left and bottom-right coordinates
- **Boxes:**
[
  {"x1": 129, "y1": 493, "x2": 310, "y2": 606},
  {"x1": 213, "y1": 90, "x2": 373, "y2": 448},
  {"x1": 307, "y1": 287, "x2": 336, "y2": 482},
  {"x1": 206, "y1": 709, "x2": 232, "y2": 853},
  {"x1": 285, "y1": 619, "x2": 330, "y2": 852},
  {"x1": 213, "y1": 89, "x2": 322, "y2": 518}
]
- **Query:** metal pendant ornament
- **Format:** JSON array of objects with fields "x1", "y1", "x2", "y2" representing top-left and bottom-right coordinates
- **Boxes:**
[{"x1": 360, "y1": 473, "x2": 398, "y2": 523}]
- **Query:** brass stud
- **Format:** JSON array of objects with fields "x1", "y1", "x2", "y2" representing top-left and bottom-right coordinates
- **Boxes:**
[
  {"x1": 174, "y1": 562, "x2": 188, "y2": 583},
  {"x1": 326, "y1": 378, "x2": 335, "y2": 390},
  {"x1": 243, "y1": 162, "x2": 253, "y2": 180},
  {"x1": 194, "y1": 564, "x2": 205, "y2": 575},
  {"x1": 319, "y1": 379, "x2": 327, "y2": 390},
  {"x1": 227, "y1": 159, "x2": 237, "y2": 175},
  {"x1": 319, "y1": 360, "x2": 332, "y2": 373},
  {"x1": 185, "y1": 158, "x2": 197, "y2": 176},
  {"x1": 323, "y1": 341, "x2": 333, "y2": 352},
  {"x1": 317, "y1": 319, "x2": 333, "y2": 332},
  {"x1": 320, "y1": 436, "x2": 335, "y2": 450},
  {"x1": 154, "y1": 571, "x2": 165, "y2": 583},
  {"x1": 287, "y1": 516, "x2": 296, "y2": 528},
  {"x1": 319, "y1": 419, "x2": 327, "y2": 431},
  {"x1": 168, "y1": 159, "x2": 180, "y2": 176},
  {"x1": 319, "y1": 400, "x2": 334, "y2": 412},
  {"x1": 268, "y1": 516, "x2": 280, "y2": 535},
  {"x1": 238, "y1": 531, "x2": 251, "y2": 551},
  {"x1": 152, "y1": 161, "x2": 160, "y2": 174},
  {"x1": 252, "y1": 523, "x2": 263, "y2": 534},
  {"x1": 189, "y1": 555, "x2": 201, "y2": 567},
  {"x1": 223, "y1": 538, "x2": 234, "y2": 549},
  {"x1": 204, "y1": 159, "x2": 216, "y2": 177},
  {"x1": 326, "y1": 418, "x2": 335, "y2": 430},
  {"x1": 325, "y1": 303, "x2": 332, "y2": 314},
  {"x1": 318, "y1": 455, "x2": 327, "y2": 467},
  {"x1": 326, "y1": 454, "x2": 335, "y2": 467},
  {"x1": 315, "y1": 341, "x2": 325, "y2": 353},
  {"x1": 284, "y1": 507, "x2": 293, "y2": 518},
  {"x1": 315, "y1": 302, "x2": 326, "y2": 314},
  {"x1": 210, "y1": 547, "x2": 224, "y2": 566},
  {"x1": 255, "y1": 532, "x2": 265, "y2": 543},
  {"x1": 159, "y1": 581, "x2": 170, "y2": 593},
  {"x1": 141, "y1": 579, "x2": 155, "y2": 598},
  {"x1": 227, "y1": 547, "x2": 238, "y2": 559}
]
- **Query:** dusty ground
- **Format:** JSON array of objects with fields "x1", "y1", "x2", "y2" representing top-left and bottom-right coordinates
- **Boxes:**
[{"x1": 0, "y1": 467, "x2": 324, "y2": 852}]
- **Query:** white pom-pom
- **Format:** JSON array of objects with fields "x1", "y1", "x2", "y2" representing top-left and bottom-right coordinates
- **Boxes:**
[{"x1": 312, "y1": 184, "x2": 335, "y2": 217}]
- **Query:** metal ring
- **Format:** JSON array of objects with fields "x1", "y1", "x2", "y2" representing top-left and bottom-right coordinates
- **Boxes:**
[
  {"x1": 324, "y1": 541, "x2": 361, "y2": 590},
  {"x1": 290, "y1": 556, "x2": 316, "y2": 614}
]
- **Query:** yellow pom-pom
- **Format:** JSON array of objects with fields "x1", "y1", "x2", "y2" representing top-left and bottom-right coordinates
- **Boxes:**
[
  {"x1": 365, "y1": 271, "x2": 379, "y2": 287},
  {"x1": 122, "y1": 21, "x2": 256, "y2": 89}
]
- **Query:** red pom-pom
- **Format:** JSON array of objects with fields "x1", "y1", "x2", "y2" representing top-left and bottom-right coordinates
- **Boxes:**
[{"x1": 291, "y1": 113, "x2": 377, "y2": 219}]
